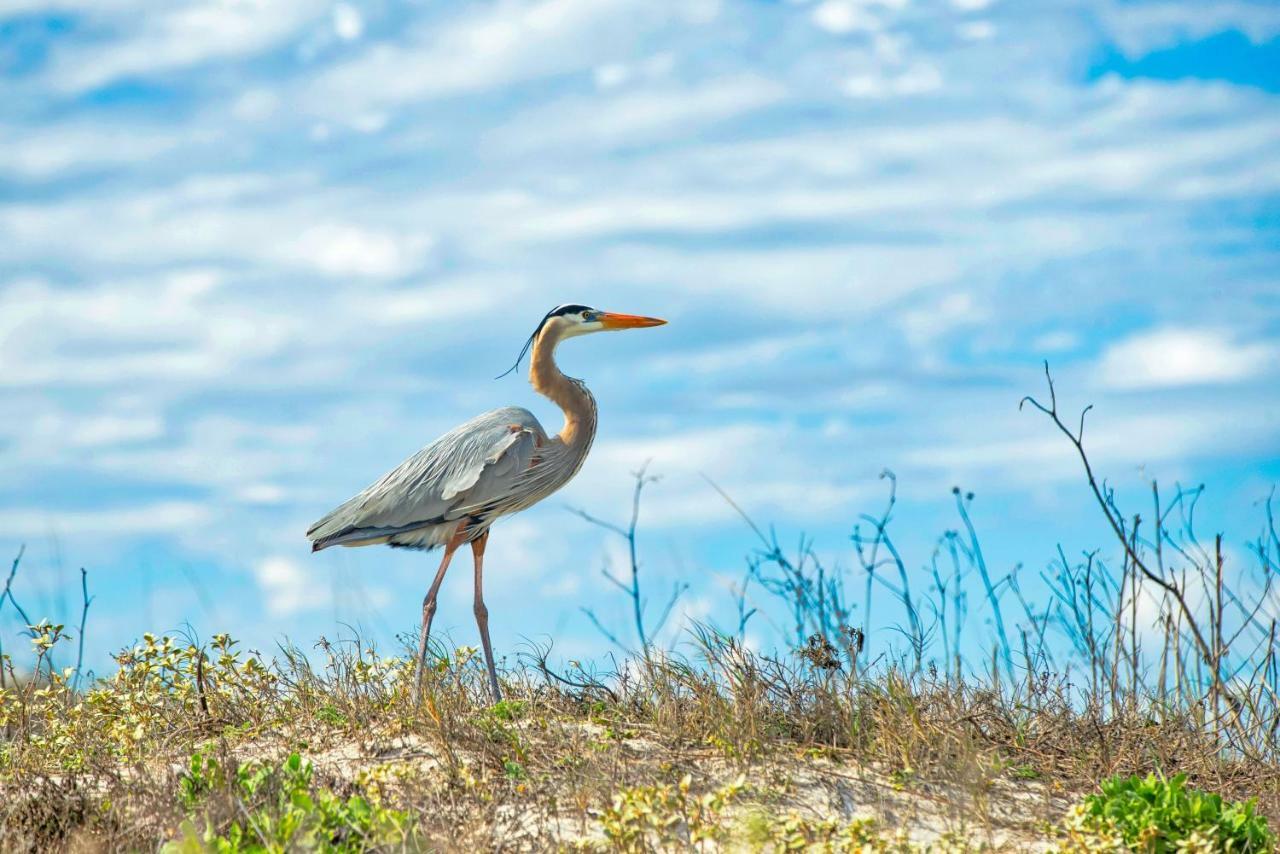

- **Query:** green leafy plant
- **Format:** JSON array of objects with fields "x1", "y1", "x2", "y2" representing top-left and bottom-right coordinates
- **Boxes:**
[
  {"x1": 1056, "y1": 773, "x2": 1275, "y2": 853},
  {"x1": 167, "y1": 751, "x2": 415, "y2": 853},
  {"x1": 315, "y1": 703, "x2": 348, "y2": 728},
  {"x1": 599, "y1": 773, "x2": 746, "y2": 851},
  {"x1": 740, "y1": 812, "x2": 978, "y2": 852},
  {"x1": 489, "y1": 699, "x2": 527, "y2": 721},
  {"x1": 177, "y1": 747, "x2": 225, "y2": 809}
]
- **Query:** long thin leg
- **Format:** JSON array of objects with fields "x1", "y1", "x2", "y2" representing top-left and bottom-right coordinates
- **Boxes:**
[
  {"x1": 471, "y1": 531, "x2": 503, "y2": 703},
  {"x1": 414, "y1": 526, "x2": 467, "y2": 701}
]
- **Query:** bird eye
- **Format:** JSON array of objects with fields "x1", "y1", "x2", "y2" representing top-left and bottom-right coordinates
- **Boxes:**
[{"x1": 582, "y1": 310, "x2": 598, "y2": 322}]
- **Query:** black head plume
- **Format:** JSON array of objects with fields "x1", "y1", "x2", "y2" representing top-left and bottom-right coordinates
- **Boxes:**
[{"x1": 495, "y1": 304, "x2": 593, "y2": 379}]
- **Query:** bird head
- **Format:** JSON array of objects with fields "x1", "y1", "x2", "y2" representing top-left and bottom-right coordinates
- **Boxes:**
[
  {"x1": 497, "y1": 304, "x2": 667, "y2": 378},
  {"x1": 548, "y1": 304, "x2": 668, "y2": 337}
]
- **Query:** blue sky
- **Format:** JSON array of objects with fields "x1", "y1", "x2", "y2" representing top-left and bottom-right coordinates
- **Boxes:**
[{"x1": 1, "y1": 0, "x2": 1278, "y2": 675}]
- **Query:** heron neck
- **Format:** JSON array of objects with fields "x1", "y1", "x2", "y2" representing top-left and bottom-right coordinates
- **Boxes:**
[{"x1": 529, "y1": 329, "x2": 597, "y2": 448}]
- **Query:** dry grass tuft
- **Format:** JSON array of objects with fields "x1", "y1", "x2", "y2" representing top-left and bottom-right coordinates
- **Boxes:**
[{"x1": 0, "y1": 626, "x2": 1275, "y2": 851}]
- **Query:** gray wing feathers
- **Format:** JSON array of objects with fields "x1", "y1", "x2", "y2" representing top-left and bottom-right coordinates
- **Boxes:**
[{"x1": 307, "y1": 407, "x2": 544, "y2": 548}]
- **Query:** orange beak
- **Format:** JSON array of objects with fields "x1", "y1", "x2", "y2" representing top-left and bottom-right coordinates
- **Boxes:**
[{"x1": 598, "y1": 311, "x2": 667, "y2": 330}]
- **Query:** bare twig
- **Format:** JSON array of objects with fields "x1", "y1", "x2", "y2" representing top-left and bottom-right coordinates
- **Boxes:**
[
  {"x1": 570, "y1": 462, "x2": 675, "y2": 656},
  {"x1": 1020, "y1": 362, "x2": 1216, "y2": 673},
  {"x1": 70, "y1": 568, "x2": 95, "y2": 691},
  {"x1": 2, "y1": 546, "x2": 35, "y2": 631}
]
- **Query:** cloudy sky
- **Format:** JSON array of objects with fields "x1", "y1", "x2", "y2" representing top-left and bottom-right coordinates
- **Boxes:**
[{"x1": 1, "y1": 0, "x2": 1277, "y2": 674}]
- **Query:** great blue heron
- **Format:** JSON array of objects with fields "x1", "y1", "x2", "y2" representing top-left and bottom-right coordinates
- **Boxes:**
[{"x1": 306, "y1": 304, "x2": 667, "y2": 701}]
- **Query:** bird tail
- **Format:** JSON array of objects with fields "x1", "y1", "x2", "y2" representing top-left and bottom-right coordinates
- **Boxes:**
[
  {"x1": 307, "y1": 519, "x2": 448, "y2": 552},
  {"x1": 308, "y1": 526, "x2": 391, "y2": 551},
  {"x1": 308, "y1": 530, "x2": 386, "y2": 550}
]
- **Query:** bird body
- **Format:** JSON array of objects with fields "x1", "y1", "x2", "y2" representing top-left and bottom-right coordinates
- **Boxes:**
[
  {"x1": 306, "y1": 304, "x2": 665, "y2": 702},
  {"x1": 307, "y1": 404, "x2": 571, "y2": 551}
]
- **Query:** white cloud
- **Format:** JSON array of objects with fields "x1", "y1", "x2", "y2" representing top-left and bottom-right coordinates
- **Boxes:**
[
  {"x1": 591, "y1": 424, "x2": 774, "y2": 476},
  {"x1": 345, "y1": 278, "x2": 508, "y2": 325},
  {"x1": 304, "y1": 0, "x2": 674, "y2": 115},
  {"x1": 231, "y1": 89, "x2": 282, "y2": 122},
  {"x1": 591, "y1": 53, "x2": 674, "y2": 90},
  {"x1": 593, "y1": 63, "x2": 631, "y2": 89},
  {"x1": 646, "y1": 332, "x2": 826, "y2": 376},
  {"x1": 576, "y1": 423, "x2": 877, "y2": 529},
  {"x1": 812, "y1": 1, "x2": 881, "y2": 34},
  {"x1": 253, "y1": 556, "x2": 331, "y2": 617},
  {"x1": 1099, "y1": 2, "x2": 1280, "y2": 56},
  {"x1": 590, "y1": 244, "x2": 960, "y2": 317},
  {"x1": 0, "y1": 272, "x2": 294, "y2": 388},
  {"x1": 843, "y1": 64, "x2": 942, "y2": 98},
  {"x1": 67, "y1": 415, "x2": 165, "y2": 448},
  {"x1": 5, "y1": 82, "x2": 1277, "y2": 305},
  {"x1": 0, "y1": 502, "x2": 211, "y2": 538},
  {"x1": 957, "y1": 20, "x2": 995, "y2": 40},
  {"x1": 810, "y1": 0, "x2": 909, "y2": 33},
  {"x1": 282, "y1": 224, "x2": 433, "y2": 278},
  {"x1": 237, "y1": 483, "x2": 289, "y2": 505},
  {"x1": 88, "y1": 416, "x2": 319, "y2": 488},
  {"x1": 0, "y1": 0, "x2": 134, "y2": 13},
  {"x1": 1033, "y1": 330, "x2": 1080, "y2": 353},
  {"x1": 0, "y1": 124, "x2": 190, "y2": 179},
  {"x1": 490, "y1": 75, "x2": 785, "y2": 153},
  {"x1": 332, "y1": 3, "x2": 364, "y2": 41},
  {"x1": 897, "y1": 291, "x2": 987, "y2": 348},
  {"x1": 1098, "y1": 328, "x2": 1276, "y2": 389},
  {"x1": 41, "y1": 0, "x2": 329, "y2": 93},
  {"x1": 0, "y1": 176, "x2": 438, "y2": 280}
]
